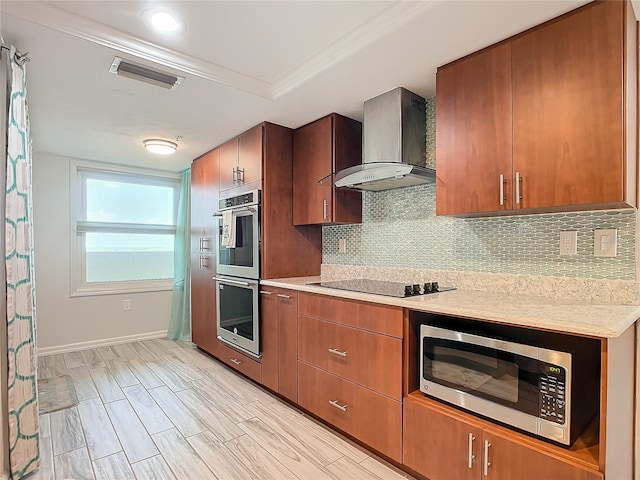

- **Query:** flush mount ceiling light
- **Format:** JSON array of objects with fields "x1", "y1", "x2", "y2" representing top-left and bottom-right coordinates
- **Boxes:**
[
  {"x1": 143, "y1": 139, "x2": 178, "y2": 155},
  {"x1": 143, "y1": 9, "x2": 182, "y2": 33}
]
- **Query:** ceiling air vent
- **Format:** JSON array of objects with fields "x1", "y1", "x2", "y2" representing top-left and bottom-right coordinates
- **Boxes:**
[{"x1": 109, "y1": 57, "x2": 184, "y2": 90}]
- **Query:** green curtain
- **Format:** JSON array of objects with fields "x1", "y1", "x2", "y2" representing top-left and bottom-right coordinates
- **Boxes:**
[{"x1": 167, "y1": 169, "x2": 191, "y2": 341}]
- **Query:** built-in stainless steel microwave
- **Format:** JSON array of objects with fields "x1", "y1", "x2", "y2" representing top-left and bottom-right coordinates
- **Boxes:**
[{"x1": 420, "y1": 324, "x2": 599, "y2": 446}]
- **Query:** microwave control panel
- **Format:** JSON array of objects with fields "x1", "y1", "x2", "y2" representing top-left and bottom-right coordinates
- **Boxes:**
[{"x1": 539, "y1": 364, "x2": 566, "y2": 424}]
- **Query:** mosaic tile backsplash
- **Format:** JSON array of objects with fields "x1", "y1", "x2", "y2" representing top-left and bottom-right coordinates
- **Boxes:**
[{"x1": 323, "y1": 183, "x2": 636, "y2": 280}]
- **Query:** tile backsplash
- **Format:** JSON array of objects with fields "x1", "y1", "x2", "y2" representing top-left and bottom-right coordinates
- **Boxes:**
[{"x1": 323, "y1": 97, "x2": 637, "y2": 281}]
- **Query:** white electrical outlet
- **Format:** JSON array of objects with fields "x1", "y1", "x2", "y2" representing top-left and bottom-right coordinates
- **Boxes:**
[
  {"x1": 559, "y1": 231, "x2": 577, "y2": 256},
  {"x1": 338, "y1": 239, "x2": 347, "y2": 253},
  {"x1": 123, "y1": 299, "x2": 131, "y2": 311},
  {"x1": 594, "y1": 229, "x2": 617, "y2": 257}
]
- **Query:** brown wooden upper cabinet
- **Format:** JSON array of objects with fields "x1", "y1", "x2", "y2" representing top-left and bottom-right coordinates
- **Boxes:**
[
  {"x1": 436, "y1": 0, "x2": 637, "y2": 216},
  {"x1": 219, "y1": 124, "x2": 263, "y2": 195},
  {"x1": 293, "y1": 113, "x2": 362, "y2": 225}
]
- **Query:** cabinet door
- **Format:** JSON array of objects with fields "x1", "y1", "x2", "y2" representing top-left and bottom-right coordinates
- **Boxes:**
[
  {"x1": 512, "y1": 1, "x2": 624, "y2": 209},
  {"x1": 219, "y1": 138, "x2": 238, "y2": 194},
  {"x1": 332, "y1": 115, "x2": 362, "y2": 224},
  {"x1": 190, "y1": 253, "x2": 217, "y2": 354},
  {"x1": 404, "y1": 395, "x2": 483, "y2": 480},
  {"x1": 482, "y1": 428, "x2": 602, "y2": 480},
  {"x1": 260, "y1": 288, "x2": 279, "y2": 392},
  {"x1": 436, "y1": 43, "x2": 513, "y2": 215},
  {"x1": 238, "y1": 125, "x2": 263, "y2": 186},
  {"x1": 293, "y1": 115, "x2": 333, "y2": 225},
  {"x1": 277, "y1": 289, "x2": 297, "y2": 402}
]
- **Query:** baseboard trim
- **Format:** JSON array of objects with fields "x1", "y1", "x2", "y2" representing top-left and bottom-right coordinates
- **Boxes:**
[{"x1": 37, "y1": 330, "x2": 168, "y2": 356}]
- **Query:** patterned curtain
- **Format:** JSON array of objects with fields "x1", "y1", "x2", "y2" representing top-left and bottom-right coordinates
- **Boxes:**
[
  {"x1": 167, "y1": 169, "x2": 191, "y2": 341},
  {"x1": 6, "y1": 46, "x2": 39, "y2": 478}
]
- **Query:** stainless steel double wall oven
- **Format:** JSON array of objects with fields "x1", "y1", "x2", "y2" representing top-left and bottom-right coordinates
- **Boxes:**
[{"x1": 214, "y1": 189, "x2": 261, "y2": 357}]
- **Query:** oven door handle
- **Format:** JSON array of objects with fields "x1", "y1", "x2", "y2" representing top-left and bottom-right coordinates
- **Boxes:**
[
  {"x1": 213, "y1": 276, "x2": 252, "y2": 287},
  {"x1": 213, "y1": 206, "x2": 258, "y2": 217}
]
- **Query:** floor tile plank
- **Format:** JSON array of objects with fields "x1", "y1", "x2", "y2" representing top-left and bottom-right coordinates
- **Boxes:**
[
  {"x1": 147, "y1": 386, "x2": 207, "y2": 437},
  {"x1": 123, "y1": 384, "x2": 173, "y2": 435},
  {"x1": 238, "y1": 417, "x2": 334, "y2": 480},
  {"x1": 190, "y1": 377, "x2": 254, "y2": 423},
  {"x1": 105, "y1": 359, "x2": 140, "y2": 388},
  {"x1": 88, "y1": 367, "x2": 125, "y2": 403},
  {"x1": 159, "y1": 354, "x2": 203, "y2": 382},
  {"x1": 127, "y1": 358, "x2": 165, "y2": 390},
  {"x1": 170, "y1": 346, "x2": 218, "y2": 371},
  {"x1": 360, "y1": 457, "x2": 416, "y2": 480},
  {"x1": 175, "y1": 389, "x2": 244, "y2": 441},
  {"x1": 111, "y1": 343, "x2": 140, "y2": 361},
  {"x1": 130, "y1": 455, "x2": 177, "y2": 480},
  {"x1": 127, "y1": 342, "x2": 158, "y2": 362},
  {"x1": 77, "y1": 397, "x2": 122, "y2": 460},
  {"x1": 105, "y1": 399, "x2": 159, "y2": 464},
  {"x1": 92, "y1": 451, "x2": 136, "y2": 480},
  {"x1": 67, "y1": 366, "x2": 99, "y2": 402},
  {"x1": 225, "y1": 434, "x2": 299, "y2": 480},
  {"x1": 187, "y1": 430, "x2": 259, "y2": 480},
  {"x1": 139, "y1": 339, "x2": 171, "y2": 358},
  {"x1": 152, "y1": 429, "x2": 216, "y2": 480},
  {"x1": 29, "y1": 435, "x2": 54, "y2": 480},
  {"x1": 39, "y1": 414, "x2": 51, "y2": 439},
  {"x1": 43, "y1": 355, "x2": 67, "y2": 378},
  {"x1": 63, "y1": 351, "x2": 86, "y2": 369},
  {"x1": 96, "y1": 346, "x2": 117, "y2": 362},
  {"x1": 146, "y1": 360, "x2": 190, "y2": 392},
  {"x1": 201, "y1": 368, "x2": 275, "y2": 405},
  {"x1": 327, "y1": 456, "x2": 384, "y2": 480},
  {"x1": 82, "y1": 349, "x2": 106, "y2": 369},
  {"x1": 50, "y1": 407, "x2": 85, "y2": 455},
  {"x1": 54, "y1": 447, "x2": 94, "y2": 480}
]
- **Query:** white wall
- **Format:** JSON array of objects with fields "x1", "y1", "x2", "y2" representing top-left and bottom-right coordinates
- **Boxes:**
[{"x1": 32, "y1": 153, "x2": 172, "y2": 350}]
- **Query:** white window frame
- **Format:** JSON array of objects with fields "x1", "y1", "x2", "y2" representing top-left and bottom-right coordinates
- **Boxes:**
[{"x1": 70, "y1": 159, "x2": 181, "y2": 297}]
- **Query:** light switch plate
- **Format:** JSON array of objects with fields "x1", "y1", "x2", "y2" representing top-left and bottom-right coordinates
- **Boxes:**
[
  {"x1": 559, "y1": 231, "x2": 577, "y2": 256},
  {"x1": 594, "y1": 229, "x2": 617, "y2": 257}
]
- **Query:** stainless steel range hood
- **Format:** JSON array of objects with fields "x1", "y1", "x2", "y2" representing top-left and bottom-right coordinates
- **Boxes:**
[{"x1": 334, "y1": 87, "x2": 435, "y2": 191}]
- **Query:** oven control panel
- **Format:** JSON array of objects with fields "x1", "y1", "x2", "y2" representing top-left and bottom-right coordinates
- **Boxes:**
[{"x1": 539, "y1": 364, "x2": 566, "y2": 424}]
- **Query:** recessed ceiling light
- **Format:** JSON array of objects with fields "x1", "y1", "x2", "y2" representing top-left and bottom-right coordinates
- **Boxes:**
[
  {"x1": 143, "y1": 139, "x2": 178, "y2": 155},
  {"x1": 143, "y1": 10, "x2": 182, "y2": 33}
]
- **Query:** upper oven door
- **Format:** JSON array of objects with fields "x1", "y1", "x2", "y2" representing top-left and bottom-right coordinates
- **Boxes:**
[{"x1": 215, "y1": 206, "x2": 260, "y2": 279}]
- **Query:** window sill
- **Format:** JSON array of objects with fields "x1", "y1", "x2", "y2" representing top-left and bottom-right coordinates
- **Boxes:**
[{"x1": 70, "y1": 281, "x2": 173, "y2": 297}]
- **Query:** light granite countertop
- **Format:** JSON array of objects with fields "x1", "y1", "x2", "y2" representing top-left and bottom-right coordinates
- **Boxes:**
[{"x1": 261, "y1": 276, "x2": 640, "y2": 338}]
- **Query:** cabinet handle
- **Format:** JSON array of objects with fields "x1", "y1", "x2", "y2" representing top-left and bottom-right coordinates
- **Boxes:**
[
  {"x1": 483, "y1": 440, "x2": 491, "y2": 476},
  {"x1": 323, "y1": 199, "x2": 328, "y2": 220},
  {"x1": 199, "y1": 237, "x2": 204, "y2": 250},
  {"x1": 237, "y1": 167, "x2": 244, "y2": 184},
  {"x1": 200, "y1": 256, "x2": 208, "y2": 268},
  {"x1": 515, "y1": 171, "x2": 521, "y2": 205},
  {"x1": 328, "y1": 400, "x2": 347, "y2": 412},
  {"x1": 259, "y1": 290, "x2": 273, "y2": 295},
  {"x1": 277, "y1": 294, "x2": 291, "y2": 299},
  {"x1": 328, "y1": 348, "x2": 347, "y2": 357},
  {"x1": 213, "y1": 276, "x2": 251, "y2": 287},
  {"x1": 201, "y1": 238, "x2": 210, "y2": 251},
  {"x1": 499, "y1": 174, "x2": 505, "y2": 206},
  {"x1": 230, "y1": 358, "x2": 242, "y2": 366},
  {"x1": 468, "y1": 433, "x2": 476, "y2": 469},
  {"x1": 232, "y1": 167, "x2": 237, "y2": 185}
]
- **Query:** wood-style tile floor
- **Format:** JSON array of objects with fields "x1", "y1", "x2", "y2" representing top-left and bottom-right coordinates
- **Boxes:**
[{"x1": 32, "y1": 339, "x2": 415, "y2": 480}]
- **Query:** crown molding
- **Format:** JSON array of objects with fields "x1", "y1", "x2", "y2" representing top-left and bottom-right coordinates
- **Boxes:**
[
  {"x1": 2, "y1": 1, "x2": 273, "y2": 99},
  {"x1": 3, "y1": 1, "x2": 439, "y2": 100},
  {"x1": 271, "y1": 1, "x2": 442, "y2": 98}
]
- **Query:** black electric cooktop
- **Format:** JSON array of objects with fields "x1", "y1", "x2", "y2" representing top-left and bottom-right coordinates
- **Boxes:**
[{"x1": 307, "y1": 279, "x2": 456, "y2": 298}]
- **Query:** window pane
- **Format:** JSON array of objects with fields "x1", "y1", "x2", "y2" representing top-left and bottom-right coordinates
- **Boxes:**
[
  {"x1": 85, "y1": 232, "x2": 174, "y2": 282},
  {"x1": 85, "y1": 178, "x2": 175, "y2": 225}
]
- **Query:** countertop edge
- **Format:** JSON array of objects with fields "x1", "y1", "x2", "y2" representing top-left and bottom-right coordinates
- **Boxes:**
[{"x1": 260, "y1": 277, "x2": 640, "y2": 338}]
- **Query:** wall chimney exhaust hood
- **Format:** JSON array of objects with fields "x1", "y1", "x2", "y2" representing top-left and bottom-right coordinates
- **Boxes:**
[{"x1": 334, "y1": 87, "x2": 434, "y2": 192}]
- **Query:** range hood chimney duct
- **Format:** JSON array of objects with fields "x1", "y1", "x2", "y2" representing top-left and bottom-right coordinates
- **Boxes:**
[{"x1": 334, "y1": 87, "x2": 435, "y2": 191}]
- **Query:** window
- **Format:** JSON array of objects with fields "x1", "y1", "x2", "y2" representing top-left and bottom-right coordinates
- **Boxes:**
[{"x1": 71, "y1": 161, "x2": 180, "y2": 295}]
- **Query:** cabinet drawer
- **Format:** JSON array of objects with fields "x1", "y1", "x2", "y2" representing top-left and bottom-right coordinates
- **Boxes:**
[
  {"x1": 215, "y1": 341, "x2": 262, "y2": 384},
  {"x1": 297, "y1": 362, "x2": 402, "y2": 462},
  {"x1": 298, "y1": 315, "x2": 402, "y2": 400},
  {"x1": 298, "y1": 292, "x2": 403, "y2": 338}
]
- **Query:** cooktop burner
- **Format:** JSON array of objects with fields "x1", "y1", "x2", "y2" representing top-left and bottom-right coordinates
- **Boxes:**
[{"x1": 308, "y1": 279, "x2": 456, "y2": 298}]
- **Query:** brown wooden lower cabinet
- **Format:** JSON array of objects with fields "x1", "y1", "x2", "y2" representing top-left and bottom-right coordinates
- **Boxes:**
[
  {"x1": 297, "y1": 361, "x2": 402, "y2": 462},
  {"x1": 404, "y1": 393, "x2": 602, "y2": 480}
]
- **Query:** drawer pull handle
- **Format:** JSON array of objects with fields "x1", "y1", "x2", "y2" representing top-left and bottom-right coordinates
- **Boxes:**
[
  {"x1": 515, "y1": 171, "x2": 522, "y2": 205},
  {"x1": 277, "y1": 294, "x2": 292, "y2": 299},
  {"x1": 328, "y1": 400, "x2": 347, "y2": 412},
  {"x1": 468, "y1": 433, "x2": 476, "y2": 469},
  {"x1": 483, "y1": 440, "x2": 491, "y2": 476},
  {"x1": 259, "y1": 290, "x2": 273, "y2": 295},
  {"x1": 328, "y1": 348, "x2": 347, "y2": 357},
  {"x1": 499, "y1": 174, "x2": 505, "y2": 206},
  {"x1": 230, "y1": 358, "x2": 242, "y2": 366}
]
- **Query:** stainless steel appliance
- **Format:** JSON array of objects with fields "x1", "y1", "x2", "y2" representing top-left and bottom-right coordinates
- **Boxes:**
[
  {"x1": 419, "y1": 322, "x2": 600, "y2": 446},
  {"x1": 214, "y1": 190, "x2": 261, "y2": 357},
  {"x1": 308, "y1": 279, "x2": 454, "y2": 298}
]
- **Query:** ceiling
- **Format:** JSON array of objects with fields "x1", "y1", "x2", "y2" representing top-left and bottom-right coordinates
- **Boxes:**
[{"x1": 1, "y1": 0, "x2": 591, "y2": 172}]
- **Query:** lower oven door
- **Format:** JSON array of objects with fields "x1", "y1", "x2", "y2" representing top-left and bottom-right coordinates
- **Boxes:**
[{"x1": 215, "y1": 275, "x2": 260, "y2": 357}]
